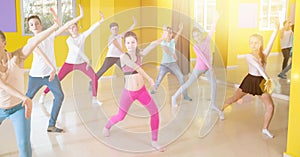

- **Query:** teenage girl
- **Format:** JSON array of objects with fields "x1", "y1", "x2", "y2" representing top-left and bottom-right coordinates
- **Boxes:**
[
  {"x1": 221, "y1": 22, "x2": 279, "y2": 138},
  {"x1": 171, "y1": 14, "x2": 223, "y2": 119},
  {"x1": 0, "y1": 9, "x2": 58, "y2": 157},
  {"x1": 39, "y1": 8, "x2": 104, "y2": 105},
  {"x1": 102, "y1": 31, "x2": 166, "y2": 152}
]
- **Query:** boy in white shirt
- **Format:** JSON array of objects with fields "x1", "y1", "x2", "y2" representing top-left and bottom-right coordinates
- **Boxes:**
[{"x1": 26, "y1": 5, "x2": 84, "y2": 133}]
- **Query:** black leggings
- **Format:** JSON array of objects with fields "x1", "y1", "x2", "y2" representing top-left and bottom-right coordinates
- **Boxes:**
[
  {"x1": 96, "y1": 57, "x2": 121, "y2": 79},
  {"x1": 281, "y1": 48, "x2": 291, "y2": 70}
]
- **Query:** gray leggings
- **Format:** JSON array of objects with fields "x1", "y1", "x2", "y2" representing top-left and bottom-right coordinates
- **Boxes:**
[
  {"x1": 155, "y1": 62, "x2": 188, "y2": 97},
  {"x1": 172, "y1": 68, "x2": 217, "y2": 105}
]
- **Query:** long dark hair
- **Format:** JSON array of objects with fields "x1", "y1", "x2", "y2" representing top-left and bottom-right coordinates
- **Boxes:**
[{"x1": 124, "y1": 31, "x2": 141, "y2": 56}]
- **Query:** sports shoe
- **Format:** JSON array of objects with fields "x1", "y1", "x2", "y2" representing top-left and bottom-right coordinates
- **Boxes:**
[
  {"x1": 183, "y1": 95, "x2": 192, "y2": 101},
  {"x1": 39, "y1": 94, "x2": 45, "y2": 104},
  {"x1": 92, "y1": 97, "x2": 103, "y2": 106},
  {"x1": 262, "y1": 129, "x2": 274, "y2": 138},
  {"x1": 211, "y1": 105, "x2": 224, "y2": 120},
  {"x1": 277, "y1": 74, "x2": 287, "y2": 79},
  {"x1": 102, "y1": 127, "x2": 110, "y2": 137},
  {"x1": 47, "y1": 126, "x2": 64, "y2": 133}
]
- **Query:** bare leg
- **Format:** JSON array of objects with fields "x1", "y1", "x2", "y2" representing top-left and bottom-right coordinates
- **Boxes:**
[
  {"x1": 222, "y1": 88, "x2": 247, "y2": 111},
  {"x1": 258, "y1": 93, "x2": 274, "y2": 129}
]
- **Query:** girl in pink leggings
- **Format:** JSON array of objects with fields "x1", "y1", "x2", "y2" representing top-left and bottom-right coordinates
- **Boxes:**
[
  {"x1": 39, "y1": 8, "x2": 104, "y2": 106},
  {"x1": 103, "y1": 31, "x2": 166, "y2": 152}
]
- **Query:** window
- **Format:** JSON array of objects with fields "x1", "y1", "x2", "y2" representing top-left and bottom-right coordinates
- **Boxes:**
[
  {"x1": 259, "y1": 0, "x2": 287, "y2": 30},
  {"x1": 21, "y1": 0, "x2": 76, "y2": 35},
  {"x1": 194, "y1": 0, "x2": 216, "y2": 31}
]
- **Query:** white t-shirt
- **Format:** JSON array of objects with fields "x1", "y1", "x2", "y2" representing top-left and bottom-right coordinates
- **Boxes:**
[
  {"x1": 280, "y1": 30, "x2": 293, "y2": 49},
  {"x1": 246, "y1": 54, "x2": 269, "y2": 80},
  {"x1": 65, "y1": 22, "x2": 100, "y2": 64},
  {"x1": 29, "y1": 32, "x2": 56, "y2": 77},
  {"x1": 106, "y1": 35, "x2": 123, "y2": 57}
]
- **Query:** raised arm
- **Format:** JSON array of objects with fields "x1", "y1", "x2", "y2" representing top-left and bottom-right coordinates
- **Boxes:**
[
  {"x1": 119, "y1": 16, "x2": 137, "y2": 37},
  {"x1": 82, "y1": 11, "x2": 105, "y2": 38},
  {"x1": 246, "y1": 55, "x2": 269, "y2": 80},
  {"x1": 140, "y1": 33, "x2": 166, "y2": 56},
  {"x1": 263, "y1": 22, "x2": 279, "y2": 57},
  {"x1": 54, "y1": 4, "x2": 84, "y2": 36},
  {"x1": 174, "y1": 23, "x2": 183, "y2": 43},
  {"x1": 17, "y1": 8, "x2": 59, "y2": 59},
  {"x1": 205, "y1": 12, "x2": 219, "y2": 43}
]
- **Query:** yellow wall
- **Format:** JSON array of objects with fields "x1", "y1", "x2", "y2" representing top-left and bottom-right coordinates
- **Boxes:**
[
  {"x1": 5, "y1": 0, "x2": 86, "y2": 69},
  {"x1": 216, "y1": 0, "x2": 281, "y2": 67},
  {"x1": 285, "y1": 0, "x2": 300, "y2": 156}
]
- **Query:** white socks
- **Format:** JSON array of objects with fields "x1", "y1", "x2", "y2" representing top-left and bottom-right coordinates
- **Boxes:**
[
  {"x1": 262, "y1": 129, "x2": 274, "y2": 138},
  {"x1": 102, "y1": 127, "x2": 110, "y2": 137},
  {"x1": 92, "y1": 97, "x2": 102, "y2": 106},
  {"x1": 152, "y1": 141, "x2": 165, "y2": 152},
  {"x1": 171, "y1": 96, "x2": 178, "y2": 108},
  {"x1": 211, "y1": 105, "x2": 224, "y2": 120}
]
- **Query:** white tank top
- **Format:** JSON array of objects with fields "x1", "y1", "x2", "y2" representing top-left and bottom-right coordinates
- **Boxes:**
[
  {"x1": 0, "y1": 54, "x2": 24, "y2": 109},
  {"x1": 106, "y1": 35, "x2": 123, "y2": 57},
  {"x1": 280, "y1": 30, "x2": 293, "y2": 49}
]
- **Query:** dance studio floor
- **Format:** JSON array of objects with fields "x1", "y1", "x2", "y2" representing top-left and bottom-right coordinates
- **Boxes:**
[{"x1": 0, "y1": 53, "x2": 289, "y2": 157}]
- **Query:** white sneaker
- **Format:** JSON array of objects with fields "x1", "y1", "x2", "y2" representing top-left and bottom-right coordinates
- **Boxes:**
[
  {"x1": 92, "y1": 97, "x2": 103, "y2": 106},
  {"x1": 39, "y1": 94, "x2": 46, "y2": 104},
  {"x1": 152, "y1": 141, "x2": 166, "y2": 152},
  {"x1": 171, "y1": 96, "x2": 178, "y2": 108},
  {"x1": 262, "y1": 129, "x2": 274, "y2": 138},
  {"x1": 211, "y1": 105, "x2": 224, "y2": 120},
  {"x1": 219, "y1": 111, "x2": 225, "y2": 120},
  {"x1": 102, "y1": 127, "x2": 110, "y2": 137}
]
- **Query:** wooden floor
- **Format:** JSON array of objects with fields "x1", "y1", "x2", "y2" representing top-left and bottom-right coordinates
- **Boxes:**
[{"x1": 0, "y1": 53, "x2": 289, "y2": 157}]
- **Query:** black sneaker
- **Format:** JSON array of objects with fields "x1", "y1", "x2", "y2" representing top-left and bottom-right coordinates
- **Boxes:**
[
  {"x1": 47, "y1": 126, "x2": 64, "y2": 133},
  {"x1": 277, "y1": 74, "x2": 287, "y2": 79}
]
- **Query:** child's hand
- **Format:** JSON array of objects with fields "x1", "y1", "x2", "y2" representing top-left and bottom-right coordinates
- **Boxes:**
[{"x1": 50, "y1": 8, "x2": 60, "y2": 26}]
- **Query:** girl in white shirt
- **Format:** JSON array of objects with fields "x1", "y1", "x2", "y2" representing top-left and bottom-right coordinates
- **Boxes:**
[
  {"x1": 40, "y1": 9, "x2": 104, "y2": 106},
  {"x1": 221, "y1": 23, "x2": 279, "y2": 139}
]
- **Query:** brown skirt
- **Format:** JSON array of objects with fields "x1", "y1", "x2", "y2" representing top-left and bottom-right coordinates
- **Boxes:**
[{"x1": 239, "y1": 74, "x2": 266, "y2": 96}]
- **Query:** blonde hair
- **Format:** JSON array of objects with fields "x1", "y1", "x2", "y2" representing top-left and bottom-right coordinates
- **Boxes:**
[{"x1": 250, "y1": 33, "x2": 266, "y2": 66}]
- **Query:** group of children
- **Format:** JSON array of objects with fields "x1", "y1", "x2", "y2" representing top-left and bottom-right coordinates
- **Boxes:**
[{"x1": 0, "y1": 5, "x2": 282, "y2": 156}]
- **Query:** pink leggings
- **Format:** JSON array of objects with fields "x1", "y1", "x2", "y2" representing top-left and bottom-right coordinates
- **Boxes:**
[
  {"x1": 105, "y1": 86, "x2": 160, "y2": 141},
  {"x1": 43, "y1": 62, "x2": 98, "y2": 96}
]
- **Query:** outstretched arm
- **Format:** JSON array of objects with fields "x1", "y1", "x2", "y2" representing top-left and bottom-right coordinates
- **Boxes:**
[
  {"x1": 16, "y1": 8, "x2": 59, "y2": 59},
  {"x1": 54, "y1": 4, "x2": 84, "y2": 36},
  {"x1": 119, "y1": 16, "x2": 137, "y2": 37},
  {"x1": 263, "y1": 22, "x2": 279, "y2": 57},
  {"x1": 82, "y1": 11, "x2": 105, "y2": 38},
  {"x1": 140, "y1": 33, "x2": 166, "y2": 56},
  {"x1": 246, "y1": 55, "x2": 269, "y2": 80},
  {"x1": 174, "y1": 23, "x2": 183, "y2": 43}
]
